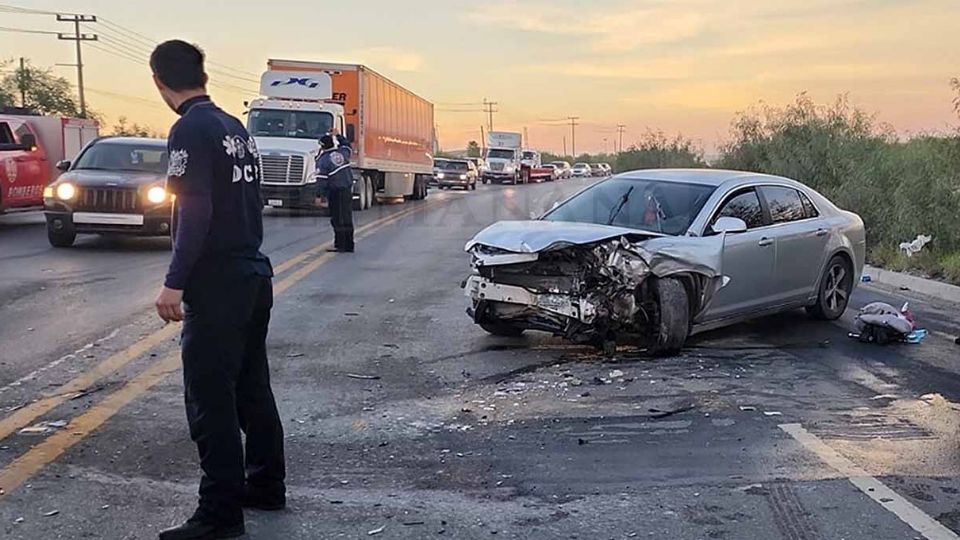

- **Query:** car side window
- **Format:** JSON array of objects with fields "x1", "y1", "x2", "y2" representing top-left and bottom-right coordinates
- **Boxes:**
[
  {"x1": 0, "y1": 122, "x2": 15, "y2": 145},
  {"x1": 13, "y1": 123, "x2": 32, "y2": 143},
  {"x1": 761, "y1": 186, "x2": 806, "y2": 224},
  {"x1": 798, "y1": 191, "x2": 819, "y2": 219},
  {"x1": 713, "y1": 189, "x2": 765, "y2": 230}
]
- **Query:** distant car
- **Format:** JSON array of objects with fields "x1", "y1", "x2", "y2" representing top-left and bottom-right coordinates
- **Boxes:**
[
  {"x1": 591, "y1": 164, "x2": 606, "y2": 177},
  {"x1": 431, "y1": 158, "x2": 450, "y2": 186},
  {"x1": 598, "y1": 163, "x2": 613, "y2": 176},
  {"x1": 464, "y1": 169, "x2": 866, "y2": 355},
  {"x1": 43, "y1": 137, "x2": 171, "y2": 247},
  {"x1": 571, "y1": 163, "x2": 593, "y2": 177},
  {"x1": 550, "y1": 161, "x2": 572, "y2": 179},
  {"x1": 436, "y1": 158, "x2": 478, "y2": 190},
  {"x1": 543, "y1": 163, "x2": 561, "y2": 181}
]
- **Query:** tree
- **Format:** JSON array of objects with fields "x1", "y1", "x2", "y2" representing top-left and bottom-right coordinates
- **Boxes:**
[
  {"x1": 0, "y1": 60, "x2": 82, "y2": 117},
  {"x1": 466, "y1": 140, "x2": 481, "y2": 158},
  {"x1": 111, "y1": 116, "x2": 161, "y2": 137},
  {"x1": 616, "y1": 130, "x2": 705, "y2": 172},
  {"x1": 952, "y1": 77, "x2": 960, "y2": 119}
]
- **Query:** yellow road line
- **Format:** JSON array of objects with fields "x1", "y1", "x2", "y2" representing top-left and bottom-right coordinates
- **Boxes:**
[
  {"x1": 0, "y1": 200, "x2": 439, "y2": 442},
  {"x1": 0, "y1": 196, "x2": 446, "y2": 499}
]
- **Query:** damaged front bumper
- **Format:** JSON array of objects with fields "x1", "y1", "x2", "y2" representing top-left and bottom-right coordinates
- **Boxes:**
[{"x1": 462, "y1": 221, "x2": 729, "y2": 342}]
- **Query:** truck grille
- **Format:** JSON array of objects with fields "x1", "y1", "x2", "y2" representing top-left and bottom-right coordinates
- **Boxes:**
[
  {"x1": 75, "y1": 187, "x2": 140, "y2": 213},
  {"x1": 261, "y1": 155, "x2": 306, "y2": 184},
  {"x1": 490, "y1": 162, "x2": 505, "y2": 172}
]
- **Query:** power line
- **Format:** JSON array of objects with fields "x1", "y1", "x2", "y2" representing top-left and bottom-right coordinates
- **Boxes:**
[
  {"x1": 56, "y1": 13, "x2": 98, "y2": 118},
  {"x1": 0, "y1": 3, "x2": 58, "y2": 15},
  {"x1": 482, "y1": 98, "x2": 498, "y2": 132},
  {"x1": 0, "y1": 26, "x2": 58, "y2": 35},
  {"x1": 617, "y1": 124, "x2": 626, "y2": 154},
  {"x1": 567, "y1": 116, "x2": 580, "y2": 157}
]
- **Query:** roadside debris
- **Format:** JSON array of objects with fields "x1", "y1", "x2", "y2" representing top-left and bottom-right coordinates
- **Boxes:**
[
  {"x1": 850, "y1": 302, "x2": 926, "y2": 345},
  {"x1": 286, "y1": 352, "x2": 305, "y2": 358},
  {"x1": 861, "y1": 274, "x2": 873, "y2": 283},
  {"x1": 367, "y1": 525, "x2": 385, "y2": 536},
  {"x1": 345, "y1": 373, "x2": 381, "y2": 380},
  {"x1": 43, "y1": 510, "x2": 59, "y2": 517},
  {"x1": 19, "y1": 420, "x2": 68, "y2": 435},
  {"x1": 900, "y1": 234, "x2": 933, "y2": 257},
  {"x1": 648, "y1": 403, "x2": 696, "y2": 419},
  {"x1": 738, "y1": 406, "x2": 757, "y2": 412}
]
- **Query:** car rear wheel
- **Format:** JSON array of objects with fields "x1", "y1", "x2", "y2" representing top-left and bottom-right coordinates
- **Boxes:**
[
  {"x1": 353, "y1": 180, "x2": 366, "y2": 211},
  {"x1": 364, "y1": 176, "x2": 375, "y2": 209},
  {"x1": 480, "y1": 321, "x2": 525, "y2": 337},
  {"x1": 807, "y1": 255, "x2": 853, "y2": 320},
  {"x1": 47, "y1": 224, "x2": 76, "y2": 248},
  {"x1": 649, "y1": 277, "x2": 690, "y2": 356}
]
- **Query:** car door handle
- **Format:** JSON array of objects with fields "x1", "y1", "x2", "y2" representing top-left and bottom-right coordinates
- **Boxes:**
[
  {"x1": 816, "y1": 228, "x2": 828, "y2": 237},
  {"x1": 758, "y1": 237, "x2": 774, "y2": 247}
]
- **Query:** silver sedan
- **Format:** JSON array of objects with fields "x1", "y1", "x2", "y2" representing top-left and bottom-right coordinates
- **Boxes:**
[{"x1": 463, "y1": 169, "x2": 866, "y2": 354}]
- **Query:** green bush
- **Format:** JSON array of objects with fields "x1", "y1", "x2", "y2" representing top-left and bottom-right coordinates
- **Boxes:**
[{"x1": 718, "y1": 93, "x2": 960, "y2": 283}]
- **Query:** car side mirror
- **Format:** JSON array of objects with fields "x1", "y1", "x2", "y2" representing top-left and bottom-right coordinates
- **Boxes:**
[
  {"x1": 56, "y1": 160, "x2": 71, "y2": 172},
  {"x1": 346, "y1": 124, "x2": 356, "y2": 144},
  {"x1": 19, "y1": 133, "x2": 37, "y2": 150},
  {"x1": 713, "y1": 216, "x2": 748, "y2": 234}
]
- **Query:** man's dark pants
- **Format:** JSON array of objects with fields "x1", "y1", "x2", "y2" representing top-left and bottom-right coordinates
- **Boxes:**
[
  {"x1": 181, "y1": 270, "x2": 285, "y2": 524},
  {"x1": 328, "y1": 185, "x2": 355, "y2": 251}
]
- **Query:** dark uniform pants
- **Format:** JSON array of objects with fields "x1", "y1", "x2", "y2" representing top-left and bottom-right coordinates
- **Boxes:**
[
  {"x1": 328, "y1": 185, "x2": 355, "y2": 251},
  {"x1": 181, "y1": 272, "x2": 285, "y2": 523}
]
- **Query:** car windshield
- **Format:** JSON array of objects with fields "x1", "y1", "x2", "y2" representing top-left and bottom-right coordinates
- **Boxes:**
[
  {"x1": 551, "y1": 162, "x2": 567, "y2": 168},
  {"x1": 248, "y1": 109, "x2": 334, "y2": 140},
  {"x1": 574, "y1": 163, "x2": 589, "y2": 168},
  {"x1": 487, "y1": 149, "x2": 515, "y2": 159},
  {"x1": 440, "y1": 161, "x2": 469, "y2": 171},
  {"x1": 522, "y1": 152, "x2": 536, "y2": 159},
  {"x1": 73, "y1": 141, "x2": 168, "y2": 174},
  {"x1": 543, "y1": 177, "x2": 716, "y2": 235},
  {"x1": 434, "y1": 160, "x2": 448, "y2": 168}
]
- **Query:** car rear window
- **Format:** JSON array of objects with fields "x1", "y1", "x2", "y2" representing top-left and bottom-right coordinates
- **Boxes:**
[{"x1": 761, "y1": 186, "x2": 806, "y2": 223}]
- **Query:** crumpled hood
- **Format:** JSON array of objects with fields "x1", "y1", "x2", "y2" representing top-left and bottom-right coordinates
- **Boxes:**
[
  {"x1": 465, "y1": 220, "x2": 653, "y2": 253},
  {"x1": 253, "y1": 137, "x2": 319, "y2": 158}
]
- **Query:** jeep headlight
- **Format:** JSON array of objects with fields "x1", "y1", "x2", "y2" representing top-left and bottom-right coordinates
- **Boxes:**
[
  {"x1": 146, "y1": 186, "x2": 168, "y2": 204},
  {"x1": 56, "y1": 182, "x2": 77, "y2": 201},
  {"x1": 437, "y1": 172, "x2": 445, "y2": 179},
  {"x1": 459, "y1": 174, "x2": 467, "y2": 180}
]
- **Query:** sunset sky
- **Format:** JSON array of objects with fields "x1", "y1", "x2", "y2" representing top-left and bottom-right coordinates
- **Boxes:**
[{"x1": 1, "y1": 0, "x2": 958, "y2": 155}]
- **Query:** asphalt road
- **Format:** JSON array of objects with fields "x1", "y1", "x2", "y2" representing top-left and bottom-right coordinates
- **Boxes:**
[{"x1": 1, "y1": 178, "x2": 959, "y2": 539}]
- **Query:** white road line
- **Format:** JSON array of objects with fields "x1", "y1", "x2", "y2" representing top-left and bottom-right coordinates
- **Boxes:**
[
  {"x1": 780, "y1": 423, "x2": 959, "y2": 540},
  {"x1": 0, "y1": 328, "x2": 121, "y2": 395}
]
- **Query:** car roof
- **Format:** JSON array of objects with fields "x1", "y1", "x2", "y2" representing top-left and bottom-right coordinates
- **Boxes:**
[
  {"x1": 616, "y1": 168, "x2": 799, "y2": 188},
  {"x1": 98, "y1": 136, "x2": 167, "y2": 146}
]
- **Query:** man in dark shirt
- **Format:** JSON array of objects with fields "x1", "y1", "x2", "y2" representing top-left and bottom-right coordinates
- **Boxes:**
[
  {"x1": 314, "y1": 129, "x2": 355, "y2": 252},
  {"x1": 151, "y1": 40, "x2": 285, "y2": 540}
]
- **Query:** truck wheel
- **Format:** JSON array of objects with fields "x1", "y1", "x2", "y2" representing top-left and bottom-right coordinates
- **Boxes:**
[
  {"x1": 649, "y1": 277, "x2": 690, "y2": 356},
  {"x1": 353, "y1": 182, "x2": 366, "y2": 211},
  {"x1": 521, "y1": 169, "x2": 530, "y2": 184},
  {"x1": 47, "y1": 225, "x2": 76, "y2": 248},
  {"x1": 364, "y1": 177, "x2": 375, "y2": 209},
  {"x1": 480, "y1": 322, "x2": 524, "y2": 337},
  {"x1": 806, "y1": 255, "x2": 853, "y2": 320}
]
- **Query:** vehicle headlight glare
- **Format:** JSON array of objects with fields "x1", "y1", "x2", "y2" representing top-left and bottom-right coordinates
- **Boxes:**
[
  {"x1": 147, "y1": 186, "x2": 167, "y2": 204},
  {"x1": 460, "y1": 174, "x2": 467, "y2": 180},
  {"x1": 437, "y1": 172, "x2": 445, "y2": 179},
  {"x1": 56, "y1": 183, "x2": 76, "y2": 201}
]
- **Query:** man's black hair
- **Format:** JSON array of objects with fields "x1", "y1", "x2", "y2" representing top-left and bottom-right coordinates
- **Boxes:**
[
  {"x1": 150, "y1": 40, "x2": 207, "y2": 91},
  {"x1": 319, "y1": 134, "x2": 335, "y2": 150}
]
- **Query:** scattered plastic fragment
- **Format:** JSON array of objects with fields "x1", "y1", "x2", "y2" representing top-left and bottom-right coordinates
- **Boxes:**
[
  {"x1": 900, "y1": 234, "x2": 932, "y2": 257},
  {"x1": 368, "y1": 525, "x2": 385, "y2": 536},
  {"x1": 14, "y1": 517, "x2": 24, "y2": 524},
  {"x1": 608, "y1": 370, "x2": 625, "y2": 378},
  {"x1": 763, "y1": 411, "x2": 782, "y2": 417},
  {"x1": 861, "y1": 275, "x2": 872, "y2": 283},
  {"x1": 345, "y1": 373, "x2": 381, "y2": 380},
  {"x1": 43, "y1": 510, "x2": 59, "y2": 517},
  {"x1": 905, "y1": 329, "x2": 928, "y2": 344},
  {"x1": 739, "y1": 406, "x2": 757, "y2": 412},
  {"x1": 870, "y1": 394, "x2": 899, "y2": 401},
  {"x1": 286, "y1": 352, "x2": 305, "y2": 358}
]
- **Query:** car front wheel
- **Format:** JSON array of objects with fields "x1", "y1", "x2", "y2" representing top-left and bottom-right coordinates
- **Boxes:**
[
  {"x1": 807, "y1": 255, "x2": 853, "y2": 320},
  {"x1": 649, "y1": 277, "x2": 690, "y2": 356},
  {"x1": 480, "y1": 321, "x2": 524, "y2": 337},
  {"x1": 47, "y1": 224, "x2": 76, "y2": 248}
]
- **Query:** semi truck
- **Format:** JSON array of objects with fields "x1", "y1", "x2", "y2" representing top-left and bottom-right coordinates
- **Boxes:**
[
  {"x1": 481, "y1": 131, "x2": 552, "y2": 184},
  {"x1": 0, "y1": 113, "x2": 98, "y2": 212},
  {"x1": 248, "y1": 59, "x2": 434, "y2": 210}
]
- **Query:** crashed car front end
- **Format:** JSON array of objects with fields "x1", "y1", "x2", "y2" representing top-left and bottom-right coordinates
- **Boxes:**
[{"x1": 463, "y1": 221, "x2": 727, "y2": 344}]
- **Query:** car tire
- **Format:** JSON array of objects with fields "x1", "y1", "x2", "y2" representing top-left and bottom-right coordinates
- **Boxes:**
[
  {"x1": 353, "y1": 180, "x2": 366, "y2": 211},
  {"x1": 480, "y1": 321, "x2": 525, "y2": 337},
  {"x1": 807, "y1": 255, "x2": 853, "y2": 320},
  {"x1": 364, "y1": 176, "x2": 374, "y2": 209},
  {"x1": 649, "y1": 277, "x2": 690, "y2": 356},
  {"x1": 47, "y1": 225, "x2": 76, "y2": 248}
]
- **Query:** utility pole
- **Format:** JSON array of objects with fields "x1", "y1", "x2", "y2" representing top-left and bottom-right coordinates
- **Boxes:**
[
  {"x1": 562, "y1": 136, "x2": 567, "y2": 158},
  {"x1": 482, "y1": 98, "x2": 498, "y2": 132},
  {"x1": 56, "y1": 13, "x2": 98, "y2": 118},
  {"x1": 616, "y1": 124, "x2": 626, "y2": 154},
  {"x1": 523, "y1": 127, "x2": 528, "y2": 149},
  {"x1": 567, "y1": 117, "x2": 579, "y2": 158},
  {"x1": 18, "y1": 57, "x2": 26, "y2": 108}
]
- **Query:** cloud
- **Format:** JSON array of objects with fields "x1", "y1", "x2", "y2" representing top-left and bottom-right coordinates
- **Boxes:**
[
  {"x1": 529, "y1": 58, "x2": 692, "y2": 81},
  {"x1": 467, "y1": 1, "x2": 707, "y2": 52}
]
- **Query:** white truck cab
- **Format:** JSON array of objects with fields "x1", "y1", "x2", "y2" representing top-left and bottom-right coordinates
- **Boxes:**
[
  {"x1": 247, "y1": 71, "x2": 347, "y2": 208},
  {"x1": 482, "y1": 131, "x2": 522, "y2": 185}
]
